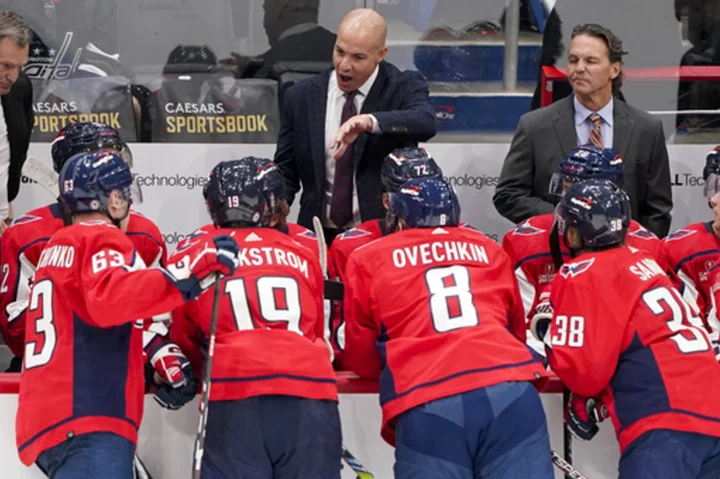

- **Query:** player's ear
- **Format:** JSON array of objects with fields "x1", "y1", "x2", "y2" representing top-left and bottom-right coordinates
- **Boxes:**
[
  {"x1": 395, "y1": 218, "x2": 406, "y2": 233},
  {"x1": 382, "y1": 193, "x2": 390, "y2": 210},
  {"x1": 567, "y1": 227, "x2": 583, "y2": 251}
]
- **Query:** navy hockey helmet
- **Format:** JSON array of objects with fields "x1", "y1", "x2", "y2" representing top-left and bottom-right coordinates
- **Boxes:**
[
  {"x1": 58, "y1": 151, "x2": 138, "y2": 217},
  {"x1": 549, "y1": 145, "x2": 624, "y2": 196},
  {"x1": 381, "y1": 147, "x2": 443, "y2": 194},
  {"x1": 51, "y1": 122, "x2": 132, "y2": 174},
  {"x1": 204, "y1": 157, "x2": 285, "y2": 227},
  {"x1": 703, "y1": 146, "x2": 720, "y2": 198},
  {"x1": 555, "y1": 179, "x2": 631, "y2": 252},
  {"x1": 390, "y1": 177, "x2": 460, "y2": 228}
]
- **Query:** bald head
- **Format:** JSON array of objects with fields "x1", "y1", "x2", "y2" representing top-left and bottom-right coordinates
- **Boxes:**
[{"x1": 333, "y1": 9, "x2": 389, "y2": 92}]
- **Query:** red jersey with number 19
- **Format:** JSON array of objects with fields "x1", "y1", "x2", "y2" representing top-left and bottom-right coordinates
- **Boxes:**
[
  {"x1": 344, "y1": 226, "x2": 546, "y2": 445},
  {"x1": 170, "y1": 227, "x2": 337, "y2": 403},
  {"x1": 547, "y1": 246, "x2": 720, "y2": 452},
  {"x1": 16, "y1": 221, "x2": 187, "y2": 465}
]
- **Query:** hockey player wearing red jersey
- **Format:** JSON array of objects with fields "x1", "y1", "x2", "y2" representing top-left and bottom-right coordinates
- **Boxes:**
[
  {"x1": 0, "y1": 122, "x2": 167, "y2": 372},
  {"x1": 176, "y1": 157, "x2": 319, "y2": 257},
  {"x1": 328, "y1": 146, "x2": 443, "y2": 367},
  {"x1": 344, "y1": 177, "x2": 551, "y2": 478},
  {"x1": 503, "y1": 145, "x2": 665, "y2": 354},
  {"x1": 170, "y1": 159, "x2": 341, "y2": 479},
  {"x1": 531, "y1": 179, "x2": 720, "y2": 478},
  {"x1": 15, "y1": 151, "x2": 239, "y2": 477},
  {"x1": 664, "y1": 147, "x2": 720, "y2": 334}
]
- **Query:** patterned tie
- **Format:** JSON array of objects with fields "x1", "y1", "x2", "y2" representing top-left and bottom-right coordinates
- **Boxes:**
[
  {"x1": 329, "y1": 90, "x2": 359, "y2": 228},
  {"x1": 588, "y1": 113, "x2": 603, "y2": 148}
]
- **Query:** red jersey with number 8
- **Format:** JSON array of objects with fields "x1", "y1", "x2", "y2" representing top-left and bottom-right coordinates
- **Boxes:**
[
  {"x1": 170, "y1": 227, "x2": 337, "y2": 403},
  {"x1": 547, "y1": 246, "x2": 720, "y2": 452},
  {"x1": 343, "y1": 226, "x2": 546, "y2": 445}
]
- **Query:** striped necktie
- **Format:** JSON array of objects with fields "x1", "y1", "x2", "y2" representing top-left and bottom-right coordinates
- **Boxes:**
[
  {"x1": 588, "y1": 113, "x2": 603, "y2": 148},
  {"x1": 329, "y1": 90, "x2": 359, "y2": 228}
]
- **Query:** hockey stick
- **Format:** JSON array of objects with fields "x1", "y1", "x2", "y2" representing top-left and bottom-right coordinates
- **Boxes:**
[
  {"x1": 548, "y1": 220, "x2": 575, "y2": 479},
  {"x1": 551, "y1": 451, "x2": 587, "y2": 479},
  {"x1": 312, "y1": 217, "x2": 374, "y2": 479},
  {"x1": 192, "y1": 274, "x2": 222, "y2": 479},
  {"x1": 22, "y1": 156, "x2": 59, "y2": 196}
]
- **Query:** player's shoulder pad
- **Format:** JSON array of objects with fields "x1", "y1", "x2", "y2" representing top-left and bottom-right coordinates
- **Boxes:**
[{"x1": 559, "y1": 257, "x2": 596, "y2": 279}]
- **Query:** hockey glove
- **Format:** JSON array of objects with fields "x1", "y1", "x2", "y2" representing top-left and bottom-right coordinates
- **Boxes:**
[
  {"x1": 149, "y1": 343, "x2": 198, "y2": 410},
  {"x1": 565, "y1": 393, "x2": 609, "y2": 441},
  {"x1": 165, "y1": 234, "x2": 240, "y2": 300},
  {"x1": 530, "y1": 289, "x2": 553, "y2": 342}
]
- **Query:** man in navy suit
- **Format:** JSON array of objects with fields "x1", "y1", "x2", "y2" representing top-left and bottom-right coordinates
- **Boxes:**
[{"x1": 274, "y1": 8, "x2": 437, "y2": 243}]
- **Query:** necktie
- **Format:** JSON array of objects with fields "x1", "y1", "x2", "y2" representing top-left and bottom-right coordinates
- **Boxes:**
[
  {"x1": 329, "y1": 91, "x2": 358, "y2": 228},
  {"x1": 589, "y1": 113, "x2": 603, "y2": 148}
]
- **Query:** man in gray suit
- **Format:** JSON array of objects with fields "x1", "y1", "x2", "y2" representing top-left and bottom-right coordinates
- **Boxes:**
[{"x1": 493, "y1": 23, "x2": 673, "y2": 237}]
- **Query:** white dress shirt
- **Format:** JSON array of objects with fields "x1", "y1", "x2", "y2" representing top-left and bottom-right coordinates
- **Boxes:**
[
  {"x1": 323, "y1": 66, "x2": 380, "y2": 228},
  {"x1": 574, "y1": 96, "x2": 614, "y2": 149},
  {"x1": 0, "y1": 105, "x2": 11, "y2": 219}
]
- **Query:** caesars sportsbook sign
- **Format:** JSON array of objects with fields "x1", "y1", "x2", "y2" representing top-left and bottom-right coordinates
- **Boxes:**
[
  {"x1": 30, "y1": 77, "x2": 137, "y2": 142},
  {"x1": 151, "y1": 78, "x2": 280, "y2": 143}
]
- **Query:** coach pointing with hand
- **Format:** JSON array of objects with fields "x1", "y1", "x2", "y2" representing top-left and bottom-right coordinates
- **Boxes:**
[{"x1": 274, "y1": 8, "x2": 436, "y2": 244}]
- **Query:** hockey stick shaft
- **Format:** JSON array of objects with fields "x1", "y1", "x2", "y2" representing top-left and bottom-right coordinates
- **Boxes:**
[
  {"x1": 312, "y1": 217, "x2": 373, "y2": 479},
  {"x1": 192, "y1": 274, "x2": 222, "y2": 479},
  {"x1": 551, "y1": 450, "x2": 587, "y2": 479}
]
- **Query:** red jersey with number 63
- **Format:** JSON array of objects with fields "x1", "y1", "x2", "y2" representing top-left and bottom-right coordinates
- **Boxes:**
[
  {"x1": 547, "y1": 246, "x2": 720, "y2": 452},
  {"x1": 344, "y1": 226, "x2": 546, "y2": 445},
  {"x1": 16, "y1": 221, "x2": 187, "y2": 466},
  {"x1": 170, "y1": 227, "x2": 337, "y2": 403}
]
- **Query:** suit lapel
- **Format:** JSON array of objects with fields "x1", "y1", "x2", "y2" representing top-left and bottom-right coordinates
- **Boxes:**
[
  {"x1": 612, "y1": 100, "x2": 634, "y2": 158},
  {"x1": 355, "y1": 62, "x2": 388, "y2": 166},
  {"x1": 309, "y1": 71, "x2": 330, "y2": 194},
  {"x1": 552, "y1": 96, "x2": 577, "y2": 156}
]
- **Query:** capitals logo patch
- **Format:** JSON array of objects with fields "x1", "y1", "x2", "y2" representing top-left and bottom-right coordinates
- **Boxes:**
[
  {"x1": 296, "y1": 229, "x2": 316, "y2": 239},
  {"x1": 512, "y1": 220, "x2": 545, "y2": 236},
  {"x1": 629, "y1": 227, "x2": 657, "y2": 240},
  {"x1": 560, "y1": 258, "x2": 596, "y2": 278},
  {"x1": 340, "y1": 228, "x2": 372, "y2": 240},
  {"x1": 666, "y1": 229, "x2": 696, "y2": 242}
]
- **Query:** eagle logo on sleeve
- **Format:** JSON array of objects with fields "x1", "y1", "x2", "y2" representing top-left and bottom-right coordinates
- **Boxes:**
[
  {"x1": 666, "y1": 229, "x2": 696, "y2": 242},
  {"x1": 560, "y1": 258, "x2": 596, "y2": 278},
  {"x1": 512, "y1": 220, "x2": 545, "y2": 236},
  {"x1": 629, "y1": 226, "x2": 658, "y2": 240}
]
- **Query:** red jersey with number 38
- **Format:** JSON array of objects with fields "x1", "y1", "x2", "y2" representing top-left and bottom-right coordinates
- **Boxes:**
[
  {"x1": 170, "y1": 227, "x2": 337, "y2": 403},
  {"x1": 344, "y1": 226, "x2": 546, "y2": 445},
  {"x1": 547, "y1": 246, "x2": 720, "y2": 452}
]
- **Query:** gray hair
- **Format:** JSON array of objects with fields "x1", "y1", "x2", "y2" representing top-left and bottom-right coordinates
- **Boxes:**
[
  {"x1": 0, "y1": 11, "x2": 31, "y2": 48},
  {"x1": 571, "y1": 23, "x2": 627, "y2": 93}
]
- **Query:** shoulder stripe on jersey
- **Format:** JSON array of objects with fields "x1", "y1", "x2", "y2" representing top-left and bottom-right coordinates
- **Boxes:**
[
  {"x1": 513, "y1": 251, "x2": 570, "y2": 270},
  {"x1": 212, "y1": 373, "x2": 336, "y2": 385},
  {"x1": 382, "y1": 358, "x2": 539, "y2": 404},
  {"x1": 675, "y1": 249, "x2": 720, "y2": 272},
  {"x1": 126, "y1": 231, "x2": 164, "y2": 248}
]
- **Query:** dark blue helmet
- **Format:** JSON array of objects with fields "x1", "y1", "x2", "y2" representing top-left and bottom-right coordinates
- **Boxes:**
[
  {"x1": 555, "y1": 179, "x2": 631, "y2": 251},
  {"x1": 703, "y1": 146, "x2": 720, "y2": 198},
  {"x1": 549, "y1": 145, "x2": 624, "y2": 196},
  {"x1": 381, "y1": 147, "x2": 443, "y2": 193},
  {"x1": 390, "y1": 177, "x2": 460, "y2": 228},
  {"x1": 51, "y1": 122, "x2": 132, "y2": 174},
  {"x1": 58, "y1": 151, "x2": 135, "y2": 214},
  {"x1": 204, "y1": 157, "x2": 285, "y2": 227}
]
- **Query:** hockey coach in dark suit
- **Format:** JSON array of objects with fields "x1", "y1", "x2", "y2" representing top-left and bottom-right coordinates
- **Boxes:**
[
  {"x1": 274, "y1": 8, "x2": 437, "y2": 244},
  {"x1": 493, "y1": 23, "x2": 673, "y2": 238}
]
